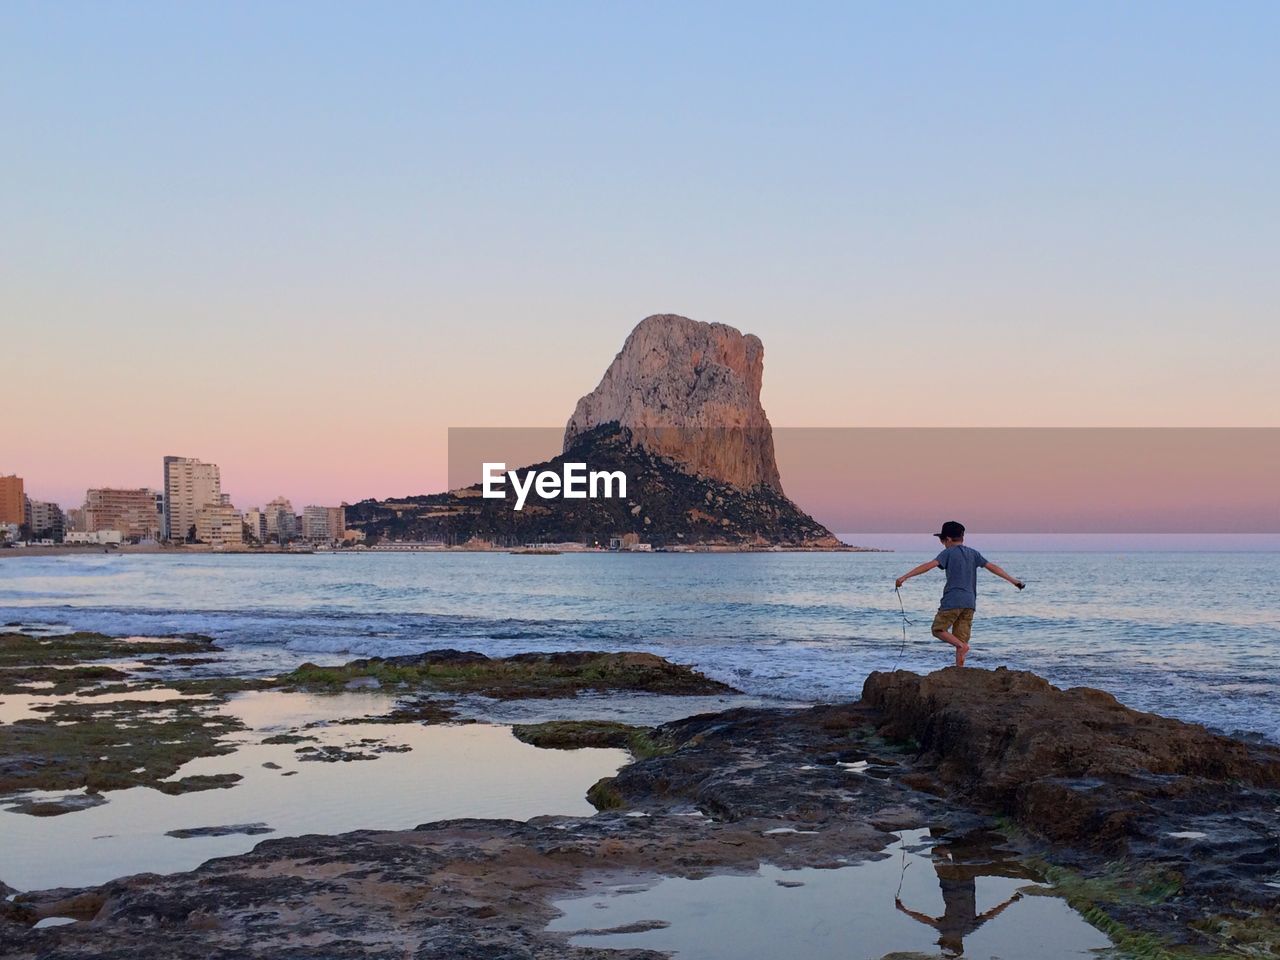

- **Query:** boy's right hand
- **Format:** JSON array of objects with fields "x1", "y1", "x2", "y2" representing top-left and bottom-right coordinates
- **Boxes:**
[
  {"x1": 895, "y1": 577, "x2": 906, "y2": 589},
  {"x1": 1015, "y1": 580, "x2": 1026, "y2": 590}
]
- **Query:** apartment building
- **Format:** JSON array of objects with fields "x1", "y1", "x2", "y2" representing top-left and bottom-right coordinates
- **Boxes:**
[
  {"x1": 65, "y1": 506, "x2": 86, "y2": 532},
  {"x1": 327, "y1": 506, "x2": 347, "y2": 541},
  {"x1": 84, "y1": 487, "x2": 162, "y2": 541},
  {"x1": 163, "y1": 456, "x2": 221, "y2": 542},
  {"x1": 0, "y1": 475, "x2": 24, "y2": 525},
  {"x1": 265, "y1": 496, "x2": 298, "y2": 542},
  {"x1": 195, "y1": 501, "x2": 243, "y2": 548},
  {"x1": 27, "y1": 499, "x2": 65, "y2": 541},
  {"x1": 242, "y1": 507, "x2": 266, "y2": 543}
]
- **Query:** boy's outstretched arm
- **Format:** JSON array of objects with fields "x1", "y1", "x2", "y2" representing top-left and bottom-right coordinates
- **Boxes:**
[
  {"x1": 984, "y1": 561, "x2": 1026, "y2": 590},
  {"x1": 895, "y1": 559, "x2": 939, "y2": 589}
]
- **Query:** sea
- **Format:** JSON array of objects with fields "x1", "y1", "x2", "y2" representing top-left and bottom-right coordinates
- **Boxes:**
[{"x1": 2, "y1": 543, "x2": 1278, "y2": 742}]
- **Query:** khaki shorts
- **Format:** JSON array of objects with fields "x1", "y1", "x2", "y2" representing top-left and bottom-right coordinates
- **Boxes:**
[{"x1": 931, "y1": 607, "x2": 975, "y2": 644}]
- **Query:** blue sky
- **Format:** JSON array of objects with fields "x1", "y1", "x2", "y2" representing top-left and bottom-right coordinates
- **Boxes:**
[{"x1": 3, "y1": 2, "x2": 1278, "y2": 508}]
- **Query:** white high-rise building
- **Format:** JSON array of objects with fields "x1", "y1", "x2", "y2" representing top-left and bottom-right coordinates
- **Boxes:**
[
  {"x1": 301, "y1": 505, "x2": 347, "y2": 543},
  {"x1": 163, "y1": 456, "x2": 222, "y2": 542},
  {"x1": 302, "y1": 506, "x2": 328, "y2": 542}
]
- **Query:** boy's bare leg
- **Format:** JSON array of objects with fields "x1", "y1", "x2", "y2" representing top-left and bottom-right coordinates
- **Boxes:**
[{"x1": 935, "y1": 630, "x2": 970, "y2": 667}]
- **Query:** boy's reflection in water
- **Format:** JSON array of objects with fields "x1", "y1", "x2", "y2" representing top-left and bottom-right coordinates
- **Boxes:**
[{"x1": 894, "y1": 830, "x2": 1034, "y2": 957}]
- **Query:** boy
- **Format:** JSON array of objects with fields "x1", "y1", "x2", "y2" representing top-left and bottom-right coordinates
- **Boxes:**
[{"x1": 894, "y1": 521, "x2": 1024, "y2": 667}]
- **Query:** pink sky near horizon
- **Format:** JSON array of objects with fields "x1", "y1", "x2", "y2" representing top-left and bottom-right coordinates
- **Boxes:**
[
  {"x1": 6, "y1": 334, "x2": 1280, "y2": 523},
  {"x1": 6, "y1": 5, "x2": 1279, "y2": 518}
]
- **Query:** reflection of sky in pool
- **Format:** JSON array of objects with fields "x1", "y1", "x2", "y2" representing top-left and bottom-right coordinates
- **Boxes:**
[
  {"x1": 549, "y1": 829, "x2": 1113, "y2": 960},
  {"x1": 0, "y1": 686, "x2": 215, "y2": 724},
  {"x1": 1, "y1": 689, "x2": 626, "y2": 891}
]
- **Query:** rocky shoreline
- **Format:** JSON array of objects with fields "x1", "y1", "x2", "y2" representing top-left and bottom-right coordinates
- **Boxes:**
[{"x1": 2, "y1": 632, "x2": 1278, "y2": 958}]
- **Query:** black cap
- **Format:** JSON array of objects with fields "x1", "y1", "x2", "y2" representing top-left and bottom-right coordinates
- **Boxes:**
[{"x1": 934, "y1": 520, "x2": 965, "y2": 540}]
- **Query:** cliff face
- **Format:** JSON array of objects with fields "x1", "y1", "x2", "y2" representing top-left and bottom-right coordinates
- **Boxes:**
[
  {"x1": 564, "y1": 314, "x2": 783, "y2": 493},
  {"x1": 348, "y1": 313, "x2": 841, "y2": 548}
]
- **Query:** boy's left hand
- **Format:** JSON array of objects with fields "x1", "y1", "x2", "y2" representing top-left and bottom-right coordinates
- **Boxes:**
[{"x1": 1015, "y1": 580, "x2": 1026, "y2": 590}]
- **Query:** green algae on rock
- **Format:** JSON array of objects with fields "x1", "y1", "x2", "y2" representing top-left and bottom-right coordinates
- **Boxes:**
[
  {"x1": 0, "y1": 632, "x2": 223, "y2": 696},
  {"x1": 279, "y1": 649, "x2": 737, "y2": 699},
  {"x1": 0, "y1": 696, "x2": 244, "y2": 797},
  {"x1": 512, "y1": 720, "x2": 671, "y2": 759},
  {"x1": 0, "y1": 632, "x2": 220, "y2": 668}
]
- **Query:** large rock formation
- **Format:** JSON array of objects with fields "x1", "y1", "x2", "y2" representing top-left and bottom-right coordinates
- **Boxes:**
[
  {"x1": 347, "y1": 314, "x2": 843, "y2": 548},
  {"x1": 564, "y1": 314, "x2": 783, "y2": 492},
  {"x1": 346, "y1": 424, "x2": 842, "y2": 548}
]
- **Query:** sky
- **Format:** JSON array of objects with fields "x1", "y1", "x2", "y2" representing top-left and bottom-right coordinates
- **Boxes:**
[{"x1": 3, "y1": 2, "x2": 1278, "y2": 519}]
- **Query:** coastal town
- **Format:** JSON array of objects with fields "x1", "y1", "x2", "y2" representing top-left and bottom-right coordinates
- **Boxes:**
[
  {"x1": 0, "y1": 458, "x2": 662, "y2": 554},
  {"x1": 0, "y1": 458, "x2": 356, "y2": 551}
]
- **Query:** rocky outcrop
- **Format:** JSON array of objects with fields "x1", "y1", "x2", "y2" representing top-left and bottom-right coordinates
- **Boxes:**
[
  {"x1": 0, "y1": 702, "x2": 949, "y2": 959},
  {"x1": 282, "y1": 648, "x2": 737, "y2": 700},
  {"x1": 347, "y1": 313, "x2": 844, "y2": 548},
  {"x1": 863, "y1": 667, "x2": 1280, "y2": 918},
  {"x1": 347, "y1": 424, "x2": 844, "y2": 548},
  {"x1": 7, "y1": 670, "x2": 1280, "y2": 956},
  {"x1": 564, "y1": 314, "x2": 782, "y2": 492},
  {"x1": 863, "y1": 668, "x2": 1280, "y2": 830}
]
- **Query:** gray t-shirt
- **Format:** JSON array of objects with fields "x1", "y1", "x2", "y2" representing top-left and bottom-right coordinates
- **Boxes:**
[{"x1": 935, "y1": 544, "x2": 988, "y2": 610}]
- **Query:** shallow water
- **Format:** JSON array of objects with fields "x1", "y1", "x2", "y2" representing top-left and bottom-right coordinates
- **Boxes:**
[
  {"x1": 1, "y1": 690, "x2": 626, "y2": 891},
  {"x1": 2, "y1": 550, "x2": 1277, "y2": 739},
  {"x1": 451, "y1": 690, "x2": 793, "y2": 727},
  {"x1": 549, "y1": 828, "x2": 1113, "y2": 959},
  {"x1": 0, "y1": 686, "x2": 213, "y2": 723}
]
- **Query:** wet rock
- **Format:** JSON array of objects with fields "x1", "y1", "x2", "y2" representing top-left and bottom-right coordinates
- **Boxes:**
[
  {"x1": 7, "y1": 890, "x2": 105, "y2": 928},
  {"x1": 282, "y1": 650, "x2": 737, "y2": 700},
  {"x1": 512, "y1": 720, "x2": 660, "y2": 755},
  {"x1": 862, "y1": 666, "x2": 1280, "y2": 845},
  {"x1": 154, "y1": 773, "x2": 242, "y2": 795},
  {"x1": 0, "y1": 697, "x2": 243, "y2": 796},
  {"x1": 295, "y1": 745, "x2": 378, "y2": 763},
  {"x1": 400, "y1": 649, "x2": 490, "y2": 666},
  {"x1": 165, "y1": 823, "x2": 274, "y2": 839},
  {"x1": 0, "y1": 702, "x2": 938, "y2": 957},
  {"x1": 0, "y1": 898, "x2": 37, "y2": 927},
  {"x1": 8, "y1": 667, "x2": 1278, "y2": 958},
  {"x1": 3, "y1": 792, "x2": 109, "y2": 817},
  {"x1": 863, "y1": 666, "x2": 1280, "y2": 946}
]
